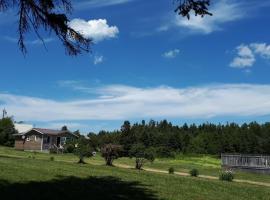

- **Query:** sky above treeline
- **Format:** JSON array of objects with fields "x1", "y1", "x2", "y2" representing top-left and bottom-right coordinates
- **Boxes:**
[{"x1": 1, "y1": 0, "x2": 270, "y2": 133}]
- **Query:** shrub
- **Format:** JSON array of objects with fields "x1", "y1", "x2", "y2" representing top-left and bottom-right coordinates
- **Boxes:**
[
  {"x1": 219, "y1": 170, "x2": 234, "y2": 182},
  {"x1": 101, "y1": 144, "x2": 122, "y2": 166},
  {"x1": 155, "y1": 147, "x2": 175, "y2": 158},
  {"x1": 168, "y1": 167, "x2": 174, "y2": 174},
  {"x1": 50, "y1": 156, "x2": 54, "y2": 161},
  {"x1": 190, "y1": 169, "x2": 199, "y2": 177},
  {"x1": 129, "y1": 144, "x2": 156, "y2": 170},
  {"x1": 64, "y1": 144, "x2": 75, "y2": 153},
  {"x1": 49, "y1": 147, "x2": 57, "y2": 154},
  {"x1": 74, "y1": 137, "x2": 93, "y2": 164}
]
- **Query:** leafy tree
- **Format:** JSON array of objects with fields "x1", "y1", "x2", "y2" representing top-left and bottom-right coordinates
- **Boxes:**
[
  {"x1": 101, "y1": 144, "x2": 122, "y2": 166},
  {"x1": 74, "y1": 137, "x2": 93, "y2": 164},
  {"x1": 129, "y1": 144, "x2": 155, "y2": 170},
  {"x1": 0, "y1": 0, "x2": 90, "y2": 55},
  {"x1": 0, "y1": 117, "x2": 17, "y2": 147},
  {"x1": 61, "y1": 125, "x2": 68, "y2": 131}
]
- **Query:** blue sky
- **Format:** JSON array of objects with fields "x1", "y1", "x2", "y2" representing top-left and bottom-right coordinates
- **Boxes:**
[{"x1": 1, "y1": 0, "x2": 270, "y2": 133}]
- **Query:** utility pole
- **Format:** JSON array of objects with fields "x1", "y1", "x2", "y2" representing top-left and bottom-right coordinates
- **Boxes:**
[{"x1": 2, "y1": 109, "x2": 7, "y2": 119}]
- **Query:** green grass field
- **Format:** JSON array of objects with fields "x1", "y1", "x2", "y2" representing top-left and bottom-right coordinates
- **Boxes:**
[{"x1": 0, "y1": 146, "x2": 270, "y2": 200}]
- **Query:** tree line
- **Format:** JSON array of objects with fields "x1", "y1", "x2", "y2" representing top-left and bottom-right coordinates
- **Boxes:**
[
  {"x1": 1, "y1": 117, "x2": 270, "y2": 169},
  {"x1": 87, "y1": 120, "x2": 270, "y2": 156}
]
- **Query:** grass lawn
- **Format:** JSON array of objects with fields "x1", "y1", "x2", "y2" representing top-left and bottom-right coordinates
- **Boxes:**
[
  {"x1": 1, "y1": 154, "x2": 270, "y2": 200},
  {"x1": 1, "y1": 146, "x2": 270, "y2": 184},
  {"x1": 114, "y1": 155, "x2": 270, "y2": 184}
]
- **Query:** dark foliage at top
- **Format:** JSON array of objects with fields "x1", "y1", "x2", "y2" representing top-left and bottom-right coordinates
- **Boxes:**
[
  {"x1": 175, "y1": 0, "x2": 212, "y2": 19},
  {"x1": 0, "y1": 0, "x2": 90, "y2": 55},
  {"x1": 0, "y1": 176, "x2": 159, "y2": 200}
]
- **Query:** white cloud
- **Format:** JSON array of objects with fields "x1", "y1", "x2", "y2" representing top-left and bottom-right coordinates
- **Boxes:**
[
  {"x1": 94, "y1": 55, "x2": 104, "y2": 65},
  {"x1": 68, "y1": 19, "x2": 119, "y2": 43},
  {"x1": 230, "y1": 45, "x2": 255, "y2": 68},
  {"x1": 2, "y1": 84, "x2": 270, "y2": 122},
  {"x1": 162, "y1": 49, "x2": 180, "y2": 59},
  {"x1": 230, "y1": 43, "x2": 270, "y2": 69},
  {"x1": 250, "y1": 43, "x2": 270, "y2": 59},
  {"x1": 174, "y1": 0, "x2": 244, "y2": 34}
]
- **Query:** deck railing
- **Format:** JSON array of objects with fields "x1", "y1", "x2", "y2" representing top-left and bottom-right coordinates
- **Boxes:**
[{"x1": 221, "y1": 154, "x2": 270, "y2": 169}]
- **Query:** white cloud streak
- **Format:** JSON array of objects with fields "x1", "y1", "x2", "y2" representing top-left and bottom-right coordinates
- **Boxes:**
[
  {"x1": 4, "y1": 36, "x2": 54, "y2": 45},
  {"x1": 162, "y1": 49, "x2": 180, "y2": 59},
  {"x1": 2, "y1": 84, "x2": 270, "y2": 122},
  {"x1": 74, "y1": 0, "x2": 134, "y2": 10},
  {"x1": 68, "y1": 19, "x2": 119, "y2": 43}
]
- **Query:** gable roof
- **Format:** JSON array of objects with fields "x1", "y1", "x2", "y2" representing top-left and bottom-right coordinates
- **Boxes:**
[
  {"x1": 15, "y1": 128, "x2": 78, "y2": 138},
  {"x1": 33, "y1": 128, "x2": 67, "y2": 135}
]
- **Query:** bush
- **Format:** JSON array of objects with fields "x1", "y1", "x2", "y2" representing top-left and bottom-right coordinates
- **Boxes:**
[
  {"x1": 50, "y1": 156, "x2": 54, "y2": 161},
  {"x1": 49, "y1": 147, "x2": 57, "y2": 154},
  {"x1": 101, "y1": 144, "x2": 122, "y2": 166},
  {"x1": 168, "y1": 167, "x2": 174, "y2": 174},
  {"x1": 155, "y1": 147, "x2": 175, "y2": 158},
  {"x1": 129, "y1": 144, "x2": 155, "y2": 170},
  {"x1": 190, "y1": 169, "x2": 199, "y2": 177},
  {"x1": 64, "y1": 144, "x2": 75, "y2": 153},
  {"x1": 74, "y1": 137, "x2": 94, "y2": 164},
  {"x1": 219, "y1": 170, "x2": 234, "y2": 182}
]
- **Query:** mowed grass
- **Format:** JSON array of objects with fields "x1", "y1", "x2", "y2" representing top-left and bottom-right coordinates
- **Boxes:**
[
  {"x1": 1, "y1": 154, "x2": 270, "y2": 200},
  {"x1": 1, "y1": 146, "x2": 270, "y2": 183},
  {"x1": 114, "y1": 155, "x2": 270, "y2": 184}
]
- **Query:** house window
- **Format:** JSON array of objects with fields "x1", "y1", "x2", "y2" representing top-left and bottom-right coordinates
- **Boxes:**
[
  {"x1": 46, "y1": 136, "x2": 50, "y2": 143},
  {"x1": 26, "y1": 137, "x2": 30, "y2": 142}
]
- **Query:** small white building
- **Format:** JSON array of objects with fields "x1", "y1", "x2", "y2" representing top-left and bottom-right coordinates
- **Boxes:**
[{"x1": 14, "y1": 123, "x2": 33, "y2": 134}]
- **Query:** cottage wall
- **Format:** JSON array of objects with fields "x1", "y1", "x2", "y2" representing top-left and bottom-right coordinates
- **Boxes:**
[{"x1": 15, "y1": 134, "x2": 42, "y2": 151}]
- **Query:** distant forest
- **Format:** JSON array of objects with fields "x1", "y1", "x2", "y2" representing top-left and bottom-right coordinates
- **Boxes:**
[{"x1": 88, "y1": 120, "x2": 270, "y2": 156}]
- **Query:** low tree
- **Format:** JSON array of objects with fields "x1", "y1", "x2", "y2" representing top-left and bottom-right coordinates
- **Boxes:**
[
  {"x1": 101, "y1": 144, "x2": 122, "y2": 166},
  {"x1": 129, "y1": 144, "x2": 155, "y2": 170},
  {"x1": 0, "y1": 117, "x2": 17, "y2": 147},
  {"x1": 74, "y1": 137, "x2": 93, "y2": 164},
  {"x1": 61, "y1": 125, "x2": 68, "y2": 131}
]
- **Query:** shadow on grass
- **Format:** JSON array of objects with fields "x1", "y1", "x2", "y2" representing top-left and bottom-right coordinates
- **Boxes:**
[{"x1": 0, "y1": 176, "x2": 160, "y2": 200}]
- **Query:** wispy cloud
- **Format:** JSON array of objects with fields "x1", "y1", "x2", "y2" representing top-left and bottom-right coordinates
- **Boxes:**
[
  {"x1": 230, "y1": 43, "x2": 270, "y2": 69},
  {"x1": 174, "y1": 0, "x2": 244, "y2": 34},
  {"x1": 162, "y1": 49, "x2": 180, "y2": 59},
  {"x1": 94, "y1": 55, "x2": 104, "y2": 65},
  {"x1": 157, "y1": 0, "x2": 247, "y2": 35},
  {"x1": 68, "y1": 19, "x2": 119, "y2": 43},
  {"x1": 57, "y1": 80, "x2": 95, "y2": 94},
  {"x1": 74, "y1": 0, "x2": 134, "y2": 10},
  {"x1": 4, "y1": 36, "x2": 54, "y2": 45},
  {"x1": 2, "y1": 84, "x2": 270, "y2": 122}
]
